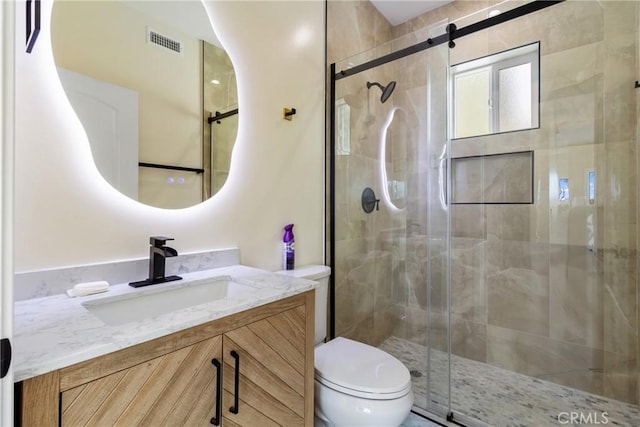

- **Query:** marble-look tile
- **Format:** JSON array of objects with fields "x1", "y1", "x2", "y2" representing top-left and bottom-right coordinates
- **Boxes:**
[
  {"x1": 451, "y1": 315, "x2": 487, "y2": 363},
  {"x1": 549, "y1": 244, "x2": 603, "y2": 349},
  {"x1": 496, "y1": 1, "x2": 603, "y2": 57},
  {"x1": 498, "y1": 240, "x2": 549, "y2": 277},
  {"x1": 498, "y1": 205, "x2": 536, "y2": 242},
  {"x1": 14, "y1": 248, "x2": 240, "y2": 300},
  {"x1": 602, "y1": 53, "x2": 637, "y2": 144},
  {"x1": 450, "y1": 239, "x2": 486, "y2": 324},
  {"x1": 340, "y1": 315, "x2": 375, "y2": 346},
  {"x1": 451, "y1": 152, "x2": 533, "y2": 204},
  {"x1": 451, "y1": 205, "x2": 486, "y2": 239},
  {"x1": 604, "y1": 353, "x2": 638, "y2": 404},
  {"x1": 404, "y1": 235, "x2": 448, "y2": 312},
  {"x1": 542, "y1": 42, "x2": 603, "y2": 101},
  {"x1": 486, "y1": 325, "x2": 605, "y2": 396},
  {"x1": 487, "y1": 267, "x2": 549, "y2": 337},
  {"x1": 602, "y1": 252, "x2": 637, "y2": 357},
  {"x1": 327, "y1": 1, "x2": 391, "y2": 66}
]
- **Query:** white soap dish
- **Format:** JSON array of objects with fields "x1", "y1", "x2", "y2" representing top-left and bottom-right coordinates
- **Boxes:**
[{"x1": 66, "y1": 281, "x2": 110, "y2": 298}]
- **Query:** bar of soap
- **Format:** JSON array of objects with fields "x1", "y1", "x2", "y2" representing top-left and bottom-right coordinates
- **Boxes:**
[{"x1": 66, "y1": 281, "x2": 110, "y2": 298}]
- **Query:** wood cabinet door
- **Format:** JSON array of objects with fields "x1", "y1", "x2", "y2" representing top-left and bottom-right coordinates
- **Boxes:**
[
  {"x1": 60, "y1": 335, "x2": 223, "y2": 426},
  {"x1": 222, "y1": 305, "x2": 308, "y2": 426}
]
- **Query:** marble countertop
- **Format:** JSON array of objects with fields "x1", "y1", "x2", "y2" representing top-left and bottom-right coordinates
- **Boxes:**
[{"x1": 13, "y1": 265, "x2": 316, "y2": 382}]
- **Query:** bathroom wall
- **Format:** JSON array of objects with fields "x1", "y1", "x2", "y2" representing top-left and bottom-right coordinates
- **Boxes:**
[
  {"x1": 329, "y1": 0, "x2": 639, "y2": 406},
  {"x1": 13, "y1": 0, "x2": 325, "y2": 273}
]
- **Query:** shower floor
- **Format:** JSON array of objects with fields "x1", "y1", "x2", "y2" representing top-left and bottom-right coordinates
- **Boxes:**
[{"x1": 379, "y1": 336, "x2": 640, "y2": 426}]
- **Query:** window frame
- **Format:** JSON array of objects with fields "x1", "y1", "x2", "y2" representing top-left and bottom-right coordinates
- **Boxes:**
[{"x1": 451, "y1": 41, "x2": 540, "y2": 140}]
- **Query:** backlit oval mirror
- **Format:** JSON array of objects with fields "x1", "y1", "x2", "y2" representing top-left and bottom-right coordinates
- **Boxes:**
[{"x1": 51, "y1": 0, "x2": 238, "y2": 209}]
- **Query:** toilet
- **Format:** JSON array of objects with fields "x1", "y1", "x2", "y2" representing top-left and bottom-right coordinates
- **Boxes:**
[{"x1": 276, "y1": 265, "x2": 413, "y2": 427}]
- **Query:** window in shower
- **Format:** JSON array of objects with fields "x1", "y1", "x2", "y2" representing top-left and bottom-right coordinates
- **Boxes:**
[{"x1": 451, "y1": 42, "x2": 540, "y2": 139}]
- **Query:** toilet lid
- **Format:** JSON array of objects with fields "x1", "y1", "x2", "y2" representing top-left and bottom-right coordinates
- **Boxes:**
[{"x1": 315, "y1": 337, "x2": 411, "y2": 398}]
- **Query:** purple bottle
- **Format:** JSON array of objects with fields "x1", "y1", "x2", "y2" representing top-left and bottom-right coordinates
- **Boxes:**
[{"x1": 283, "y1": 224, "x2": 295, "y2": 270}]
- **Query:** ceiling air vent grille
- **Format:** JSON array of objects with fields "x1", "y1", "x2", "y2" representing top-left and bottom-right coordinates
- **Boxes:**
[{"x1": 147, "y1": 29, "x2": 182, "y2": 55}]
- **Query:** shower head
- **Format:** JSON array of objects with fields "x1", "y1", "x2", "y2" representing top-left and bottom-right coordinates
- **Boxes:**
[{"x1": 367, "y1": 80, "x2": 396, "y2": 103}]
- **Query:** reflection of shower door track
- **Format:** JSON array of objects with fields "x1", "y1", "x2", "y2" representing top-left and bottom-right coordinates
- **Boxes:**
[
  {"x1": 138, "y1": 162, "x2": 204, "y2": 174},
  {"x1": 333, "y1": 0, "x2": 564, "y2": 80},
  {"x1": 208, "y1": 109, "x2": 239, "y2": 124},
  {"x1": 206, "y1": 108, "x2": 238, "y2": 200}
]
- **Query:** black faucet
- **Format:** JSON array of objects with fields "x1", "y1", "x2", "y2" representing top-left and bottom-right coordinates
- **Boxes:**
[{"x1": 129, "y1": 236, "x2": 182, "y2": 288}]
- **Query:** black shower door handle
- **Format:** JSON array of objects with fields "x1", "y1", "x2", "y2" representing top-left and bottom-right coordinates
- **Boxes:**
[
  {"x1": 210, "y1": 358, "x2": 222, "y2": 425},
  {"x1": 229, "y1": 350, "x2": 240, "y2": 414}
]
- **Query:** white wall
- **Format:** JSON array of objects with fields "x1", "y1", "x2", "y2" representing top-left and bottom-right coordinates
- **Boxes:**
[{"x1": 14, "y1": 0, "x2": 326, "y2": 273}]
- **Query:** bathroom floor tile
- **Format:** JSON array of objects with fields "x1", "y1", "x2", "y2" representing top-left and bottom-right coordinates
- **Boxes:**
[{"x1": 380, "y1": 336, "x2": 640, "y2": 427}]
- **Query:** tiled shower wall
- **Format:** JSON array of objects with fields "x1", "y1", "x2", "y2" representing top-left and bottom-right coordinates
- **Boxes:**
[
  {"x1": 328, "y1": 0, "x2": 396, "y2": 347},
  {"x1": 328, "y1": 0, "x2": 639, "y2": 406}
]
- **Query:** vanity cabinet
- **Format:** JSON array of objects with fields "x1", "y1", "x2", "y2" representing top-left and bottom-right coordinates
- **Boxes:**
[
  {"x1": 61, "y1": 336, "x2": 223, "y2": 426},
  {"x1": 18, "y1": 291, "x2": 314, "y2": 427},
  {"x1": 222, "y1": 305, "x2": 307, "y2": 426}
]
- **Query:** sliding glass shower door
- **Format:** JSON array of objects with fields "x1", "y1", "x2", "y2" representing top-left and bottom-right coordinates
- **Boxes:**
[
  {"x1": 447, "y1": 2, "x2": 640, "y2": 426},
  {"x1": 330, "y1": 19, "x2": 452, "y2": 419}
]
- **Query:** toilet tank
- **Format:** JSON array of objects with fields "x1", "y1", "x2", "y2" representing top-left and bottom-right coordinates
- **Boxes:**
[{"x1": 275, "y1": 265, "x2": 330, "y2": 345}]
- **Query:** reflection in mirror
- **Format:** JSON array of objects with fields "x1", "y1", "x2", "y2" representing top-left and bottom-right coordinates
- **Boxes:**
[
  {"x1": 51, "y1": 0, "x2": 238, "y2": 209},
  {"x1": 451, "y1": 42, "x2": 539, "y2": 139},
  {"x1": 204, "y1": 39, "x2": 238, "y2": 197}
]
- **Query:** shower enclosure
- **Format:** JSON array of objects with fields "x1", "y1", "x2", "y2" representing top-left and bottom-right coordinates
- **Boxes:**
[{"x1": 328, "y1": 1, "x2": 640, "y2": 425}]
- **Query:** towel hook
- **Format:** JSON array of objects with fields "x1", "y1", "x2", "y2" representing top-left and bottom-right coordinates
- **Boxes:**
[{"x1": 283, "y1": 107, "x2": 297, "y2": 121}]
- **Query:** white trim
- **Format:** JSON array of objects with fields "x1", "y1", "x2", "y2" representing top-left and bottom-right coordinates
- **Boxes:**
[{"x1": 0, "y1": 0, "x2": 15, "y2": 424}]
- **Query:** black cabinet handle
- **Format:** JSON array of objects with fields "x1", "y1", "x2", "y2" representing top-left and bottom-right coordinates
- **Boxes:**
[
  {"x1": 0, "y1": 338, "x2": 11, "y2": 379},
  {"x1": 210, "y1": 358, "x2": 222, "y2": 425},
  {"x1": 229, "y1": 350, "x2": 240, "y2": 414}
]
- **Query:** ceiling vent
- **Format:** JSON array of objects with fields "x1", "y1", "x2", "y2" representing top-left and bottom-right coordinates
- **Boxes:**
[{"x1": 147, "y1": 28, "x2": 182, "y2": 55}]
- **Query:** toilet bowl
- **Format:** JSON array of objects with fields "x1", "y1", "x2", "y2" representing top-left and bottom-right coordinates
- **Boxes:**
[{"x1": 276, "y1": 265, "x2": 413, "y2": 427}]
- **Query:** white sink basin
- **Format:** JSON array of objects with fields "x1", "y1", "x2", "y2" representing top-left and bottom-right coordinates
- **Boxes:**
[{"x1": 82, "y1": 276, "x2": 256, "y2": 326}]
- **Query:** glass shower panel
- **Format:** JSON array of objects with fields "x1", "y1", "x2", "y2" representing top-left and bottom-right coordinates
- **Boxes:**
[
  {"x1": 332, "y1": 19, "x2": 451, "y2": 419},
  {"x1": 447, "y1": 1, "x2": 640, "y2": 426},
  {"x1": 420, "y1": 22, "x2": 451, "y2": 420}
]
